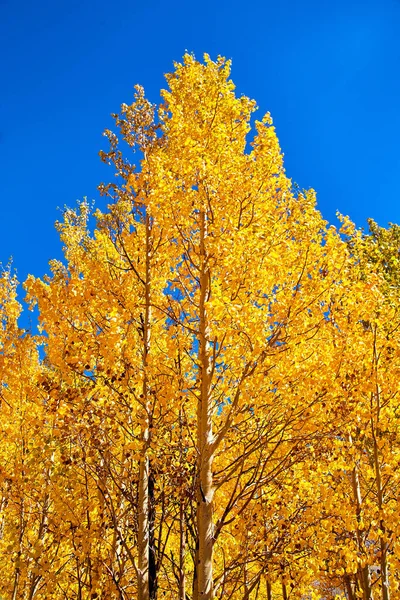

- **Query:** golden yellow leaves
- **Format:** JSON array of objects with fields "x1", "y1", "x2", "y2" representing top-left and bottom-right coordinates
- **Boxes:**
[{"x1": 2, "y1": 54, "x2": 400, "y2": 600}]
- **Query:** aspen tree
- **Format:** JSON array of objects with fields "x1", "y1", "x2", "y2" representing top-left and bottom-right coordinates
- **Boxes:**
[
  {"x1": 12, "y1": 54, "x2": 400, "y2": 600},
  {"x1": 140, "y1": 54, "x2": 354, "y2": 599}
]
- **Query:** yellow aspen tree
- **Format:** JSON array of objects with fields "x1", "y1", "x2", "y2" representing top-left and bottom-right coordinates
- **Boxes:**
[
  {"x1": 299, "y1": 220, "x2": 400, "y2": 600},
  {"x1": 26, "y1": 149, "x2": 176, "y2": 599},
  {"x1": 15, "y1": 54, "x2": 400, "y2": 600},
  {"x1": 137, "y1": 54, "x2": 355, "y2": 599},
  {"x1": 0, "y1": 271, "x2": 64, "y2": 599},
  {"x1": 26, "y1": 54, "x2": 352, "y2": 599}
]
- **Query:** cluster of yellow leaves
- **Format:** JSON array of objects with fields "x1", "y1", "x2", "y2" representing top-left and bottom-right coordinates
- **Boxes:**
[{"x1": 0, "y1": 55, "x2": 399, "y2": 600}]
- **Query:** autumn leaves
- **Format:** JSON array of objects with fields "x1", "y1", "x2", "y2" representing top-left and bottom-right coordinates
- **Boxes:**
[{"x1": 0, "y1": 54, "x2": 399, "y2": 599}]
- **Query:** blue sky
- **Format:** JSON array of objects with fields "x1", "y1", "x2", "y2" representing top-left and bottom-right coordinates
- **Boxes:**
[{"x1": 1, "y1": 0, "x2": 400, "y2": 284}]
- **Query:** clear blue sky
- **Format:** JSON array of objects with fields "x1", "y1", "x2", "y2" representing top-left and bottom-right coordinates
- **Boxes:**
[{"x1": 1, "y1": 0, "x2": 400, "y2": 284}]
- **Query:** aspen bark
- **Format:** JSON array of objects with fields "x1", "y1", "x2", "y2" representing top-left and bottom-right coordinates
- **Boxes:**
[
  {"x1": 179, "y1": 410, "x2": 186, "y2": 600},
  {"x1": 138, "y1": 214, "x2": 152, "y2": 600},
  {"x1": 372, "y1": 328, "x2": 390, "y2": 600},
  {"x1": 28, "y1": 449, "x2": 55, "y2": 600},
  {"x1": 149, "y1": 470, "x2": 157, "y2": 599},
  {"x1": 266, "y1": 580, "x2": 272, "y2": 600},
  {"x1": 344, "y1": 575, "x2": 355, "y2": 600},
  {"x1": 350, "y1": 434, "x2": 373, "y2": 600},
  {"x1": 12, "y1": 438, "x2": 26, "y2": 600},
  {"x1": 282, "y1": 580, "x2": 288, "y2": 600},
  {"x1": 372, "y1": 427, "x2": 390, "y2": 600},
  {"x1": 196, "y1": 208, "x2": 214, "y2": 600},
  {"x1": 179, "y1": 495, "x2": 186, "y2": 600}
]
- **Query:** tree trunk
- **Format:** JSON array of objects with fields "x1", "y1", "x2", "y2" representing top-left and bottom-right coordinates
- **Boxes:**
[
  {"x1": 179, "y1": 409, "x2": 186, "y2": 600},
  {"x1": 350, "y1": 434, "x2": 373, "y2": 600},
  {"x1": 266, "y1": 580, "x2": 272, "y2": 600},
  {"x1": 179, "y1": 495, "x2": 186, "y2": 600},
  {"x1": 196, "y1": 208, "x2": 214, "y2": 600},
  {"x1": 372, "y1": 416, "x2": 390, "y2": 600},
  {"x1": 372, "y1": 328, "x2": 390, "y2": 600},
  {"x1": 344, "y1": 575, "x2": 355, "y2": 600},
  {"x1": 149, "y1": 470, "x2": 157, "y2": 599},
  {"x1": 138, "y1": 214, "x2": 152, "y2": 600},
  {"x1": 282, "y1": 580, "x2": 288, "y2": 600}
]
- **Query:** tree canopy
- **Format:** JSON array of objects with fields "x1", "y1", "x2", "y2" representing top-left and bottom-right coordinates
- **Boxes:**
[{"x1": 0, "y1": 54, "x2": 399, "y2": 600}]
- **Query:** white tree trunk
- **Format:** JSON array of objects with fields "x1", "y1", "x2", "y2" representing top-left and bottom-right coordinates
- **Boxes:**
[
  {"x1": 138, "y1": 214, "x2": 152, "y2": 600},
  {"x1": 196, "y1": 209, "x2": 214, "y2": 600}
]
